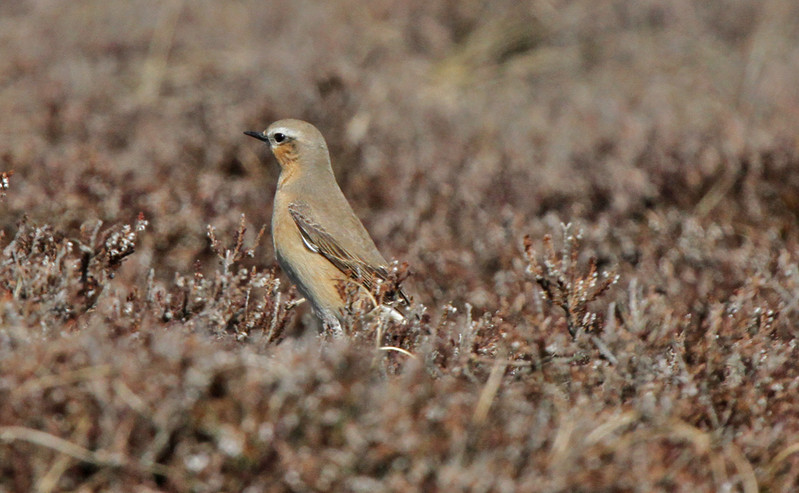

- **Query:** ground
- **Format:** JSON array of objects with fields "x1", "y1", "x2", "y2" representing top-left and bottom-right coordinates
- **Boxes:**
[{"x1": 1, "y1": 1, "x2": 799, "y2": 491}]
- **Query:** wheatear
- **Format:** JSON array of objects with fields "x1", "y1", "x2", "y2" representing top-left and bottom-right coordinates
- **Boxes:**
[{"x1": 245, "y1": 119, "x2": 408, "y2": 331}]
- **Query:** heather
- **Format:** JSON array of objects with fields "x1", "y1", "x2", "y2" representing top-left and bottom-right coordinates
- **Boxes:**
[{"x1": 1, "y1": 1, "x2": 799, "y2": 491}]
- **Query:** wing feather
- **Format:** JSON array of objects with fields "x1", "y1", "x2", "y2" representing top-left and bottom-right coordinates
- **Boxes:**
[{"x1": 288, "y1": 201, "x2": 409, "y2": 305}]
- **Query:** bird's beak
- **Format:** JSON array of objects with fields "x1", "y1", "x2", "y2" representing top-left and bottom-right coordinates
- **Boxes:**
[{"x1": 244, "y1": 130, "x2": 269, "y2": 143}]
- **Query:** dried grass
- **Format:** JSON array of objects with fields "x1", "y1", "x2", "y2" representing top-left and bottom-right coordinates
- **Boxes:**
[{"x1": 2, "y1": 0, "x2": 799, "y2": 490}]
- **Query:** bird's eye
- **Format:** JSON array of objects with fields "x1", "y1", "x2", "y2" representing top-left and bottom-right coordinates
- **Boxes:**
[{"x1": 273, "y1": 132, "x2": 286, "y2": 144}]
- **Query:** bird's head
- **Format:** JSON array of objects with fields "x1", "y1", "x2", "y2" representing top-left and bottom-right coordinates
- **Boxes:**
[{"x1": 245, "y1": 119, "x2": 331, "y2": 175}]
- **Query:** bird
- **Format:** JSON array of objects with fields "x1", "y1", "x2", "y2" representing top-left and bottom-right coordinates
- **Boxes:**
[{"x1": 244, "y1": 119, "x2": 409, "y2": 332}]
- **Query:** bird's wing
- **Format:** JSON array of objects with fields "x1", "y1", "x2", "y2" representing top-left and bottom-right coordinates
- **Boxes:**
[{"x1": 288, "y1": 201, "x2": 409, "y2": 305}]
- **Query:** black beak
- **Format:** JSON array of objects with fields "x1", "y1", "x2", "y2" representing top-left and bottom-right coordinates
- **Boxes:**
[{"x1": 244, "y1": 130, "x2": 269, "y2": 143}]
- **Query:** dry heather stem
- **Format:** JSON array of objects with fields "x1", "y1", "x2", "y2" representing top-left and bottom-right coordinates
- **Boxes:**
[{"x1": 524, "y1": 223, "x2": 618, "y2": 338}]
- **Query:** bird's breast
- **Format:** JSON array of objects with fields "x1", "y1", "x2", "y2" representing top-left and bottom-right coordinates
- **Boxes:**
[{"x1": 271, "y1": 201, "x2": 348, "y2": 313}]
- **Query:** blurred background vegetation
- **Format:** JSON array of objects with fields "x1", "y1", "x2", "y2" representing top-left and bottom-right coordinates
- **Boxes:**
[{"x1": 1, "y1": 1, "x2": 799, "y2": 491}]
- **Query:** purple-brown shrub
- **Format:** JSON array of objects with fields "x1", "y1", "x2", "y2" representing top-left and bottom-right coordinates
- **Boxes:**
[{"x1": 1, "y1": 0, "x2": 799, "y2": 491}]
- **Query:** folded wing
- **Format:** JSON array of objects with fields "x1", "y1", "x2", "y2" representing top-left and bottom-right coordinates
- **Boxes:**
[{"x1": 288, "y1": 201, "x2": 409, "y2": 305}]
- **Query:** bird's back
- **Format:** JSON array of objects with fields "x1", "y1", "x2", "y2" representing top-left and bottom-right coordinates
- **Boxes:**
[{"x1": 283, "y1": 171, "x2": 388, "y2": 268}]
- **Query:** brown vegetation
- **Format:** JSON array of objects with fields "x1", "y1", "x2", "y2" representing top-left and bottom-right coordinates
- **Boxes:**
[{"x1": 1, "y1": 1, "x2": 799, "y2": 491}]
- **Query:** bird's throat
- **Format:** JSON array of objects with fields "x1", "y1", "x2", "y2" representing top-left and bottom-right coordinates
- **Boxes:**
[{"x1": 273, "y1": 145, "x2": 300, "y2": 187}]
